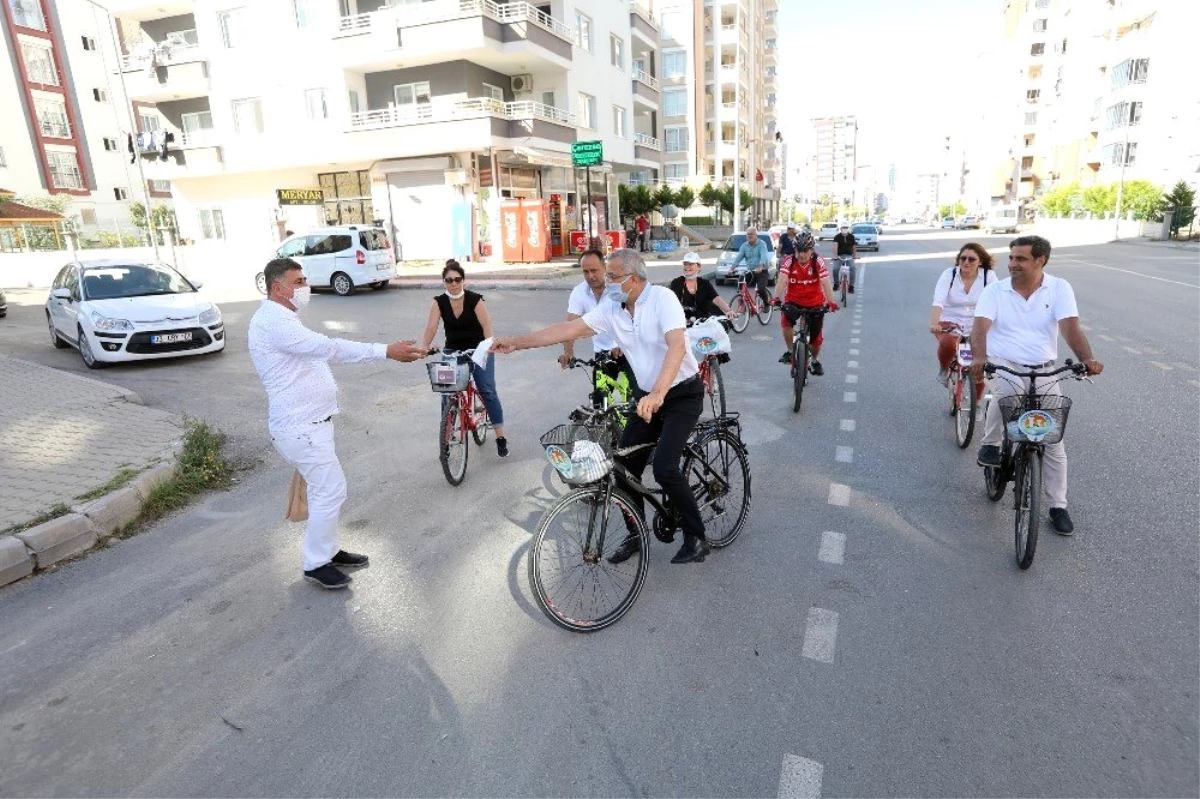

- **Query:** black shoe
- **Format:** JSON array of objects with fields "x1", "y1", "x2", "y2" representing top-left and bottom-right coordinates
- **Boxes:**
[
  {"x1": 303, "y1": 563, "x2": 351, "y2": 589},
  {"x1": 496, "y1": 437, "x2": 508, "y2": 458},
  {"x1": 849, "y1": 285, "x2": 855, "y2": 294},
  {"x1": 1049, "y1": 508, "x2": 1075, "y2": 536},
  {"x1": 810, "y1": 360, "x2": 824, "y2": 376},
  {"x1": 607, "y1": 534, "x2": 642, "y2": 564},
  {"x1": 331, "y1": 550, "x2": 369, "y2": 568},
  {"x1": 670, "y1": 536, "x2": 711, "y2": 564},
  {"x1": 779, "y1": 351, "x2": 793, "y2": 364},
  {"x1": 976, "y1": 445, "x2": 1002, "y2": 468}
]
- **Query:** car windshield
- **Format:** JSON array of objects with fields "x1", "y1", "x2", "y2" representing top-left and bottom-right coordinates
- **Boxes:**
[
  {"x1": 81, "y1": 264, "x2": 195, "y2": 300},
  {"x1": 852, "y1": 225, "x2": 874, "y2": 235},
  {"x1": 723, "y1": 234, "x2": 748, "y2": 251}
]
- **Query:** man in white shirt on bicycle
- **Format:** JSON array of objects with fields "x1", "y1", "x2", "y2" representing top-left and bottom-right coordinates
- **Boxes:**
[
  {"x1": 970, "y1": 236, "x2": 1103, "y2": 535},
  {"x1": 559, "y1": 248, "x2": 636, "y2": 395}
]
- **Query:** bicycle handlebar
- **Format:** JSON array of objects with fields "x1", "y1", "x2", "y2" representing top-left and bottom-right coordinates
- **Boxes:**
[
  {"x1": 984, "y1": 359, "x2": 1086, "y2": 378},
  {"x1": 426, "y1": 347, "x2": 476, "y2": 359}
]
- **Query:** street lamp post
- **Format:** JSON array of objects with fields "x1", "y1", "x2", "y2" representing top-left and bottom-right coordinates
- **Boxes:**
[{"x1": 733, "y1": 28, "x2": 741, "y2": 231}]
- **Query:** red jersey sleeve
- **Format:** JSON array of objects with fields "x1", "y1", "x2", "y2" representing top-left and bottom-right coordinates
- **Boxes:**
[{"x1": 815, "y1": 256, "x2": 830, "y2": 280}]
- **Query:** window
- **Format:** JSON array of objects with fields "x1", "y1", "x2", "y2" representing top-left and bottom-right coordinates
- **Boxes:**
[
  {"x1": 1035, "y1": 0, "x2": 1050, "y2": 7},
  {"x1": 575, "y1": 11, "x2": 592, "y2": 51},
  {"x1": 1033, "y1": 19, "x2": 1047, "y2": 32},
  {"x1": 1024, "y1": 134, "x2": 1035, "y2": 147},
  {"x1": 664, "y1": 126, "x2": 689, "y2": 153},
  {"x1": 198, "y1": 208, "x2": 226, "y2": 240},
  {"x1": 1103, "y1": 142, "x2": 1138, "y2": 166},
  {"x1": 1106, "y1": 100, "x2": 1144, "y2": 129},
  {"x1": 659, "y1": 11, "x2": 682, "y2": 41},
  {"x1": 1026, "y1": 89, "x2": 1040, "y2": 104},
  {"x1": 46, "y1": 151, "x2": 83, "y2": 189},
  {"x1": 1112, "y1": 57, "x2": 1150, "y2": 87},
  {"x1": 149, "y1": 179, "x2": 171, "y2": 193},
  {"x1": 663, "y1": 88, "x2": 686, "y2": 117},
  {"x1": 577, "y1": 92, "x2": 596, "y2": 129},
  {"x1": 0, "y1": 146, "x2": 6, "y2": 167},
  {"x1": 180, "y1": 110, "x2": 212, "y2": 133},
  {"x1": 113, "y1": 188, "x2": 128, "y2": 201},
  {"x1": 612, "y1": 105, "x2": 626, "y2": 138},
  {"x1": 610, "y1": 34, "x2": 624, "y2": 69},
  {"x1": 541, "y1": 90, "x2": 555, "y2": 108},
  {"x1": 92, "y1": 88, "x2": 109, "y2": 103},
  {"x1": 394, "y1": 81, "x2": 431, "y2": 108},
  {"x1": 165, "y1": 29, "x2": 199, "y2": 46},
  {"x1": 304, "y1": 88, "x2": 328, "y2": 120},
  {"x1": 293, "y1": 0, "x2": 315, "y2": 27},
  {"x1": 1060, "y1": 38, "x2": 1067, "y2": 54},
  {"x1": 34, "y1": 98, "x2": 70, "y2": 138},
  {"x1": 10, "y1": 0, "x2": 46, "y2": 30},
  {"x1": 81, "y1": 36, "x2": 97, "y2": 51},
  {"x1": 663, "y1": 50, "x2": 687, "y2": 78},
  {"x1": 21, "y1": 42, "x2": 57, "y2": 85},
  {"x1": 102, "y1": 137, "x2": 118, "y2": 151},
  {"x1": 79, "y1": 208, "x2": 97, "y2": 225},
  {"x1": 665, "y1": 163, "x2": 688, "y2": 181},
  {"x1": 348, "y1": 90, "x2": 361, "y2": 114},
  {"x1": 139, "y1": 112, "x2": 161, "y2": 133},
  {"x1": 1030, "y1": 42, "x2": 1044, "y2": 56},
  {"x1": 482, "y1": 82, "x2": 504, "y2": 102},
  {"x1": 217, "y1": 8, "x2": 246, "y2": 49},
  {"x1": 231, "y1": 97, "x2": 264, "y2": 134}
]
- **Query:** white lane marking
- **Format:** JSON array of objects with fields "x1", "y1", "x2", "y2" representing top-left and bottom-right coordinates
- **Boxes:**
[
  {"x1": 843, "y1": 391, "x2": 857, "y2": 403},
  {"x1": 1080, "y1": 323, "x2": 1091, "y2": 331},
  {"x1": 1058, "y1": 258, "x2": 1200, "y2": 289},
  {"x1": 851, "y1": 328, "x2": 861, "y2": 335},
  {"x1": 1171, "y1": 362, "x2": 1199, "y2": 371},
  {"x1": 850, "y1": 337, "x2": 860, "y2": 344},
  {"x1": 801, "y1": 608, "x2": 839, "y2": 663},
  {"x1": 847, "y1": 360, "x2": 859, "y2": 368},
  {"x1": 1148, "y1": 361, "x2": 1173, "y2": 371},
  {"x1": 1122, "y1": 346, "x2": 1143, "y2": 355},
  {"x1": 778, "y1": 755, "x2": 824, "y2": 799},
  {"x1": 840, "y1": 419, "x2": 856, "y2": 431},
  {"x1": 845, "y1": 374, "x2": 858, "y2": 384},
  {"x1": 835, "y1": 445, "x2": 853, "y2": 463},
  {"x1": 1190, "y1": 380, "x2": 1200, "y2": 389},
  {"x1": 1098, "y1": 334, "x2": 1115, "y2": 342},
  {"x1": 819, "y1": 531, "x2": 846, "y2": 564},
  {"x1": 849, "y1": 348, "x2": 859, "y2": 355},
  {"x1": 828, "y1": 483, "x2": 850, "y2": 506}
]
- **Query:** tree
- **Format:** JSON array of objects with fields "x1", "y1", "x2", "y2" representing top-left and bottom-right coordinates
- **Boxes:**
[
  {"x1": 1119, "y1": 179, "x2": 1165, "y2": 221},
  {"x1": 715, "y1": 186, "x2": 755, "y2": 225},
  {"x1": 698, "y1": 182, "x2": 720, "y2": 222},
  {"x1": 938, "y1": 202, "x2": 967, "y2": 218},
  {"x1": 673, "y1": 185, "x2": 696, "y2": 212},
  {"x1": 14, "y1": 193, "x2": 73, "y2": 216},
  {"x1": 129, "y1": 201, "x2": 177, "y2": 231},
  {"x1": 1163, "y1": 180, "x2": 1197, "y2": 234},
  {"x1": 1081, "y1": 183, "x2": 1116, "y2": 217},
  {"x1": 630, "y1": 184, "x2": 653, "y2": 216},
  {"x1": 652, "y1": 183, "x2": 676, "y2": 211},
  {"x1": 1037, "y1": 182, "x2": 1081, "y2": 217}
]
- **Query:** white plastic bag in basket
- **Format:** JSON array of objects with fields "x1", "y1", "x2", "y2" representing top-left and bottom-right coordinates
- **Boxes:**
[
  {"x1": 686, "y1": 317, "x2": 731, "y2": 358},
  {"x1": 570, "y1": 439, "x2": 607, "y2": 482}
]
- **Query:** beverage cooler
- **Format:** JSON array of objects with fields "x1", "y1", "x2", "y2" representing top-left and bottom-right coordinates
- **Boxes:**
[
  {"x1": 548, "y1": 194, "x2": 567, "y2": 257},
  {"x1": 499, "y1": 199, "x2": 552, "y2": 263},
  {"x1": 604, "y1": 230, "x2": 626, "y2": 252}
]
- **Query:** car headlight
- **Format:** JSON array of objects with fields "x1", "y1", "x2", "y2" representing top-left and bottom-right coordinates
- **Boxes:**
[
  {"x1": 198, "y1": 305, "x2": 222, "y2": 326},
  {"x1": 90, "y1": 312, "x2": 133, "y2": 332}
]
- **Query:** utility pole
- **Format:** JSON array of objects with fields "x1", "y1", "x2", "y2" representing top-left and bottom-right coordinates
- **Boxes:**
[
  {"x1": 733, "y1": 19, "x2": 741, "y2": 231},
  {"x1": 1109, "y1": 0, "x2": 1127, "y2": 240}
]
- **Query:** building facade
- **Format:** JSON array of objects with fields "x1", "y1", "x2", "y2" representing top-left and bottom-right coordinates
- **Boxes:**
[{"x1": 811, "y1": 115, "x2": 857, "y2": 204}]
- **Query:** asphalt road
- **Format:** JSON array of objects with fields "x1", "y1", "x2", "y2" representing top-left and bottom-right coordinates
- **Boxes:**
[{"x1": 0, "y1": 229, "x2": 1196, "y2": 797}]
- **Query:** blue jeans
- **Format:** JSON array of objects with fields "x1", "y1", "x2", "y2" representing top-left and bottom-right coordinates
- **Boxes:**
[{"x1": 444, "y1": 354, "x2": 504, "y2": 427}]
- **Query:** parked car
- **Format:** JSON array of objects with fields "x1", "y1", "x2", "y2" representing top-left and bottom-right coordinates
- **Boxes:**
[
  {"x1": 818, "y1": 222, "x2": 841, "y2": 241},
  {"x1": 956, "y1": 215, "x2": 979, "y2": 230},
  {"x1": 985, "y1": 204, "x2": 1020, "y2": 234},
  {"x1": 256, "y1": 225, "x2": 397, "y2": 297},
  {"x1": 714, "y1": 232, "x2": 778, "y2": 285},
  {"x1": 851, "y1": 223, "x2": 880, "y2": 252},
  {"x1": 942, "y1": 217, "x2": 957, "y2": 229},
  {"x1": 45, "y1": 259, "x2": 225, "y2": 369},
  {"x1": 0, "y1": 286, "x2": 7, "y2": 318}
]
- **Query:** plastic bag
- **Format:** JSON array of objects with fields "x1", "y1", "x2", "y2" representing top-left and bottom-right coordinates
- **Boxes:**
[{"x1": 686, "y1": 317, "x2": 732, "y2": 358}]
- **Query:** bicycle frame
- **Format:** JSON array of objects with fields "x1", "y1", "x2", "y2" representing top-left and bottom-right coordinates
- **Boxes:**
[{"x1": 735, "y1": 270, "x2": 763, "y2": 313}]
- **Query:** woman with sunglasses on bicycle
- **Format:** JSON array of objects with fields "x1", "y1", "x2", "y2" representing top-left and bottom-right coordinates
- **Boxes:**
[
  {"x1": 929, "y1": 242, "x2": 993, "y2": 391},
  {"x1": 419, "y1": 260, "x2": 508, "y2": 457}
]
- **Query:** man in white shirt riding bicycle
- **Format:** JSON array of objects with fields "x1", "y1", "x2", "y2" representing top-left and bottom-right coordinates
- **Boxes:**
[{"x1": 970, "y1": 235, "x2": 1103, "y2": 535}]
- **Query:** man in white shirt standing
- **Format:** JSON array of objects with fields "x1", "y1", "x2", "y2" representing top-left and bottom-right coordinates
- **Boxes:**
[
  {"x1": 248, "y1": 258, "x2": 425, "y2": 589},
  {"x1": 970, "y1": 236, "x2": 1103, "y2": 535},
  {"x1": 493, "y1": 249, "x2": 710, "y2": 564},
  {"x1": 558, "y1": 248, "x2": 636, "y2": 396}
]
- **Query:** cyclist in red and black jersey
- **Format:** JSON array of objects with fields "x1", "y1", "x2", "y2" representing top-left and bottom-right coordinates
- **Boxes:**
[{"x1": 771, "y1": 233, "x2": 838, "y2": 373}]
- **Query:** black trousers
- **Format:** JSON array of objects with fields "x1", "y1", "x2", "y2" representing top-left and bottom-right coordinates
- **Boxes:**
[
  {"x1": 753, "y1": 269, "x2": 770, "y2": 305},
  {"x1": 615, "y1": 376, "x2": 705, "y2": 540}
]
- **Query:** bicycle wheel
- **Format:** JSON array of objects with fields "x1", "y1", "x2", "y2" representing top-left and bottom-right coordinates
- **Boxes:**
[
  {"x1": 528, "y1": 485, "x2": 649, "y2": 632},
  {"x1": 683, "y1": 429, "x2": 751, "y2": 548},
  {"x1": 955, "y1": 374, "x2": 977, "y2": 449},
  {"x1": 756, "y1": 296, "x2": 774, "y2": 325},
  {"x1": 840, "y1": 276, "x2": 848, "y2": 307},
  {"x1": 704, "y1": 358, "x2": 727, "y2": 417},
  {"x1": 439, "y1": 396, "x2": 469, "y2": 486},
  {"x1": 792, "y1": 339, "x2": 807, "y2": 413},
  {"x1": 729, "y1": 295, "x2": 750, "y2": 333},
  {"x1": 1014, "y1": 449, "x2": 1042, "y2": 569}
]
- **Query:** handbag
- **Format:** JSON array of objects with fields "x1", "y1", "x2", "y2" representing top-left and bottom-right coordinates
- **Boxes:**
[{"x1": 285, "y1": 469, "x2": 308, "y2": 522}]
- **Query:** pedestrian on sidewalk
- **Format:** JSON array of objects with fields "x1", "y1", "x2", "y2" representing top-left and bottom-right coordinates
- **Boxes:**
[
  {"x1": 249, "y1": 258, "x2": 426, "y2": 590},
  {"x1": 635, "y1": 213, "x2": 649, "y2": 252}
]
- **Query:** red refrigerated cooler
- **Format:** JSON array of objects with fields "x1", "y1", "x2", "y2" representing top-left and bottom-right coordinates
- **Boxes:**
[
  {"x1": 500, "y1": 199, "x2": 551, "y2": 263},
  {"x1": 569, "y1": 230, "x2": 589, "y2": 255},
  {"x1": 604, "y1": 230, "x2": 626, "y2": 252}
]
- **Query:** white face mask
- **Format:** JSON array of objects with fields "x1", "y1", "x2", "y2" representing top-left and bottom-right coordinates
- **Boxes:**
[
  {"x1": 288, "y1": 285, "x2": 311, "y2": 312},
  {"x1": 445, "y1": 288, "x2": 465, "y2": 300}
]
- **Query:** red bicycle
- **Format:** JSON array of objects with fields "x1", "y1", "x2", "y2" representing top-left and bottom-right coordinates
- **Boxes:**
[
  {"x1": 728, "y1": 267, "x2": 774, "y2": 333},
  {"x1": 426, "y1": 348, "x2": 490, "y2": 486},
  {"x1": 940, "y1": 324, "x2": 979, "y2": 448},
  {"x1": 686, "y1": 316, "x2": 729, "y2": 417}
]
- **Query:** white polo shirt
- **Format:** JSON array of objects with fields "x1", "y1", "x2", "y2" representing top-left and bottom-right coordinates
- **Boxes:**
[
  {"x1": 975, "y1": 273, "x2": 1078, "y2": 365},
  {"x1": 567, "y1": 280, "x2": 616, "y2": 351},
  {"x1": 582, "y1": 284, "x2": 699, "y2": 391}
]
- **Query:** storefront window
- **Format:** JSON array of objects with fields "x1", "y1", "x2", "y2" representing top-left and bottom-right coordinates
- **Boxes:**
[{"x1": 318, "y1": 169, "x2": 374, "y2": 225}]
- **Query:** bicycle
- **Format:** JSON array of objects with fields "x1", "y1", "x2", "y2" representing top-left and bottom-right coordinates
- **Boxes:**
[
  {"x1": 835, "y1": 256, "x2": 852, "y2": 307},
  {"x1": 565, "y1": 350, "x2": 632, "y2": 425},
  {"x1": 780, "y1": 303, "x2": 830, "y2": 414},
  {"x1": 727, "y1": 267, "x2": 774, "y2": 333},
  {"x1": 686, "y1": 316, "x2": 730, "y2": 418},
  {"x1": 942, "y1": 324, "x2": 979, "y2": 448},
  {"x1": 981, "y1": 360, "x2": 1088, "y2": 569},
  {"x1": 529, "y1": 403, "x2": 752, "y2": 632},
  {"x1": 426, "y1": 348, "x2": 491, "y2": 486}
]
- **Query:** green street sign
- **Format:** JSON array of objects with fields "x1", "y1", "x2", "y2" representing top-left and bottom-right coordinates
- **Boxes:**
[{"x1": 572, "y1": 140, "x2": 604, "y2": 167}]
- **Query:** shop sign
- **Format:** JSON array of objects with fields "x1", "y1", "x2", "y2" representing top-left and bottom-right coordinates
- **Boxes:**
[
  {"x1": 276, "y1": 188, "x2": 324, "y2": 206},
  {"x1": 571, "y1": 140, "x2": 603, "y2": 167}
]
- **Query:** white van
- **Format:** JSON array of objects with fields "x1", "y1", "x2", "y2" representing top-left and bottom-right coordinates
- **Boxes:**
[
  {"x1": 260, "y1": 225, "x2": 398, "y2": 296},
  {"x1": 985, "y1": 205, "x2": 1020, "y2": 235}
]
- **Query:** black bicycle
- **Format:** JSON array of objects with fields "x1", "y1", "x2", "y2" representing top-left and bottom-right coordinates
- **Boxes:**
[
  {"x1": 529, "y1": 403, "x2": 752, "y2": 632},
  {"x1": 982, "y1": 360, "x2": 1088, "y2": 569},
  {"x1": 781, "y1": 303, "x2": 830, "y2": 414}
]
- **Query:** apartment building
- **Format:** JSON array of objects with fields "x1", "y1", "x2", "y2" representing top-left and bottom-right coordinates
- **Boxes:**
[
  {"x1": 982, "y1": 0, "x2": 1199, "y2": 209},
  {"x1": 96, "y1": 0, "x2": 651, "y2": 262},
  {"x1": 811, "y1": 115, "x2": 857, "y2": 204},
  {"x1": 625, "y1": 0, "x2": 780, "y2": 224},
  {"x1": 1, "y1": 0, "x2": 156, "y2": 230}
]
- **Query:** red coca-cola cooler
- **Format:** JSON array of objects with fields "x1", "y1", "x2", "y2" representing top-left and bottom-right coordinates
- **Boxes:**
[
  {"x1": 569, "y1": 230, "x2": 589, "y2": 255},
  {"x1": 604, "y1": 230, "x2": 626, "y2": 252},
  {"x1": 500, "y1": 199, "x2": 551, "y2": 263},
  {"x1": 499, "y1": 200, "x2": 524, "y2": 263}
]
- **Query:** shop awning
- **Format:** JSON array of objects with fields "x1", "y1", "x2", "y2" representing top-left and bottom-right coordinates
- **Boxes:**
[{"x1": 499, "y1": 146, "x2": 578, "y2": 170}]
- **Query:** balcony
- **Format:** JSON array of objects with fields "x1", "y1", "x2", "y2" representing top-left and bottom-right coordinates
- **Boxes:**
[
  {"x1": 333, "y1": 0, "x2": 573, "y2": 72},
  {"x1": 120, "y1": 46, "x2": 210, "y2": 103},
  {"x1": 632, "y1": 68, "x2": 659, "y2": 108},
  {"x1": 630, "y1": 3, "x2": 658, "y2": 48},
  {"x1": 101, "y1": 0, "x2": 193, "y2": 22},
  {"x1": 142, "y1": 135, "x2": 225, "y2": 181},
  {"x1": 348, "y1": 97, "x2": 576, "y2": 149},
  {"x1": 634, "y1": 133, "x2": 661, "y2": 164}
]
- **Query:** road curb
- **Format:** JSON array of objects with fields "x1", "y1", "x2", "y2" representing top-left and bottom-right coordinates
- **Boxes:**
[{"x1": 0, "y1": 355, "x2": 145, "y2": 405}]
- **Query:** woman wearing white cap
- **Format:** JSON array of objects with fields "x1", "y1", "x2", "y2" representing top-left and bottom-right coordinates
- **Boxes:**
[{"x1": 669, "y1": 251, "x2": 733, "y2": 322}]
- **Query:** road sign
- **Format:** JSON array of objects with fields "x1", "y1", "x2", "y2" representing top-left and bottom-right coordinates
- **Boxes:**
[{"x1": 571, "y1": 140, "x2": 603, "y2": 168}]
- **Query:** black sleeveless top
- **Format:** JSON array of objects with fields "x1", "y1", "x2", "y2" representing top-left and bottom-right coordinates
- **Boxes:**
[{"x1": 436, "y1": 290, "x2": 486, "y2": 351}]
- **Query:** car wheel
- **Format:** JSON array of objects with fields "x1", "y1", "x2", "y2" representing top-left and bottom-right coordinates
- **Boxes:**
[
  {"x1": 77, "y1": 325, "x2": 103, "y2": 369},
  {"x1": 255, "y1": 272, "x2": 267, "y2": 295},
  {"x1": 48, "y1": 313, "x2": 69, "y2": 349},
  {"x1": 331, "y1": 272, "x2": 355, "y2": 296}
]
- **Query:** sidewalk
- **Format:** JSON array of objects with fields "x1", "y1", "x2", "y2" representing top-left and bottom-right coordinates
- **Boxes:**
[
  {"x1": 0, "y1": 356, "x2": 183, "y2": 533},
  {"x1": 390, "y1": 251, "x2": 709, "y2": 290}
]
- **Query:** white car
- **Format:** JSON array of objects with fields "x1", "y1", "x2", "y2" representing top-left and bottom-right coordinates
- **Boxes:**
[
  {"x1": 45, "y1": 259, "x2": 225, "y2": 369},
  {"x1": 818, "y1": 222, "x2": 840, "y2": 241},
  {"x1": 258, "y1": 225, "x2": 397, "y2": 297},
  {"x1": 714, "y1": 232, "x2": 778, "y2": 285},
  {"x1": 850, "y1": 223, "x2": 880, "y2": 252}
]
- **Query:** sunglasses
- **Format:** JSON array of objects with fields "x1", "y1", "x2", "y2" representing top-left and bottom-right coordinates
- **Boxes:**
[
  {"x1": 958, "y1": 255, "x2": 980, "y2": 263},
  {"x1": 444, "y1": 276, "x2": 464, "y2": 284}
]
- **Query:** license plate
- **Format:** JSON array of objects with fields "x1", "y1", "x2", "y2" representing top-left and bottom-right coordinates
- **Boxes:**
[
  {"x1": 150, "y1": 332, "x2": 193, "y2": 344},
  {"x1": 376, "y1": 264, "x2": 389, "y2": 271}
]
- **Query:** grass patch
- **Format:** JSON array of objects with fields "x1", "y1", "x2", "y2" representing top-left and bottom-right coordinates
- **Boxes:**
[
  {"x1": 74, "y1": 466, "x2": 141, "y2": 503},
  {"x1": 2, "y1": 503, "x2": 72, "y2": 535}
]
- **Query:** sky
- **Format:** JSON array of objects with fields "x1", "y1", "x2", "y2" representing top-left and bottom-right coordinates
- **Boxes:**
[{"x1": 775, "y1": 0, "x2": 1000, "y2": 180}]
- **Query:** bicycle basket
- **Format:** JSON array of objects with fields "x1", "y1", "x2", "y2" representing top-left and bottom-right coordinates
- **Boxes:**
[
  {"x1": 998, "y1": 394, "x2": 1072, "y2": 445},
  {"x1": 539, "y1": 423, "x2": 614, "y2": 486},
  {"x1": 426, "y1": 359, "x2": 471, "y2": 393}
]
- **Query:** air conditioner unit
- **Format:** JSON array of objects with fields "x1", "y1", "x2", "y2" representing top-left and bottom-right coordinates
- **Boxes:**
[{"x1": 511, "y1": 74, "x2": 533, "y2": 94}]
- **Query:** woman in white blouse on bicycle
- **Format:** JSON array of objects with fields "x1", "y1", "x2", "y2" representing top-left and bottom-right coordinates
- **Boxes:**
[{"x1": 929, "y1": 242, "x2": 993, "y2": 389}]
